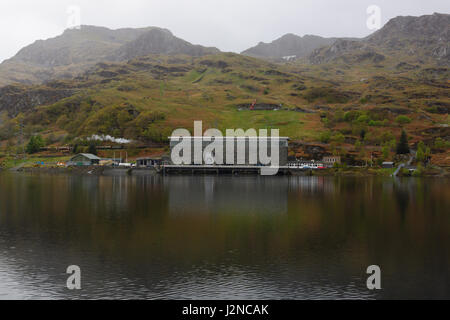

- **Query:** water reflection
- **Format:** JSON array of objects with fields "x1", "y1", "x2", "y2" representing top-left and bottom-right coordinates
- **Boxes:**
[
  {"x1": 0, "y1": 173, "x2": 449, "y2": 299},
  {"x1": 165, "y1": 176, "x2": 289, "y2": 215}
]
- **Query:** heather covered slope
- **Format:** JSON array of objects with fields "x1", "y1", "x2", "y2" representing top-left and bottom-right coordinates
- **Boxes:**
[{"x1": 0, "y1": 51, "x2": 448, "y2": 164}]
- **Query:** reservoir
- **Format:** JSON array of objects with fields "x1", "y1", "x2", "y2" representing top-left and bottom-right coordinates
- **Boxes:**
[{"x1": 0, "y1": 173, "x2": 448, "y2": 299}]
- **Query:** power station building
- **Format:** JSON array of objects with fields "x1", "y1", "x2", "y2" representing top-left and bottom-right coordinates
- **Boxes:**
[{"x1": 169, "y1": 136, "x2": 289, "y2": 167}]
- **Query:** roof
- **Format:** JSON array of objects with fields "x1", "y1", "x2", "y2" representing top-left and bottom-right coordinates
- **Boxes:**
[
  {"x1": 136, "y1": 157, "x2": 162, "y2": 161},
  {"x1": 74, "y1": 153, "x2": 101, "y2": 160},
  {"x1": 383, "y1": 162, "x2": 395, "y2": 165}
]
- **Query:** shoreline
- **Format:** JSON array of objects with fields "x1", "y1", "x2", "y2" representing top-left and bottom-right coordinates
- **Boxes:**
[
  {"x1": 12, "y1": 166, "x2": 158, "y2": 176},
  {"x1": 5, "y1": 165, "x2": 449, "y2": 178}
]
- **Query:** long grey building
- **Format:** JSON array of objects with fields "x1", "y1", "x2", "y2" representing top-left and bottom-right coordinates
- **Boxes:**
[{"x1": 169, "y1": 136, "x2": 289, "y2": 167}]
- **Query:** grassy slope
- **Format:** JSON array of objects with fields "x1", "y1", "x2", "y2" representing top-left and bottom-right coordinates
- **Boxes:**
[{"x1": 23, "y1": 53, "x2": 329, "y2": 140}]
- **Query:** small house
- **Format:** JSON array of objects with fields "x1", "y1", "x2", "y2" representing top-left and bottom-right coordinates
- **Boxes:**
[
  {"x1": 382, "y1": 162, "x2": 395, "y2": 169},
  {"x1": 67, "y1": 153, "x2": 101, "y2": 166},
  {"x1": 136, "y1": 157, "x2": 162, "y2": 167},
  {"x1": 322, "y1": 156, "x2": 341, "y2": 168}
]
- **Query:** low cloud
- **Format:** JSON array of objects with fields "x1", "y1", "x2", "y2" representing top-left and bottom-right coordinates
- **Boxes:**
[{"x1": 0, "y1": 0, "x2": 449, "y2": 62}]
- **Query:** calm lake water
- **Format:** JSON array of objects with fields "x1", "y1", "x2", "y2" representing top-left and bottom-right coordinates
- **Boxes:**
[{"x1": 0, "y1": 172, "x2": 449, "y2": 300}]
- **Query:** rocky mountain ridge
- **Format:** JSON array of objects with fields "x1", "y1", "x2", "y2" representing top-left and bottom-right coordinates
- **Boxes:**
[
  {"x1": 0, "y1": 25, "x2": 220, "y2": 86},
  {"x1": 309, "y1": 13, "x2": 450, "y2": 65},
  {"x1": 241, "y1": 34, "x2": 338, "y2": 61}
]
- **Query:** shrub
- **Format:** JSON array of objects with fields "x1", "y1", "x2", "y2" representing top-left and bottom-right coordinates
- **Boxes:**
[
  {"x1": 380, "y1": 131, "x2": 395, "y2": 143},
  {"x1": 356, "y1": 115, "x2": 370, "y2": 123},
  {"x1": 319, "y1": 131, "x2": 331, "y2": 143},
  {"x1": 369, "y1": 120, "x2": 386, "y2": 127},
  {"x1": 434, "y1": 137, "x2": 450, "y2": 149},
  {"x1": 395, "y1": 115, "x2": 412, "y2": 125},
  {"x1": 401, "y1": 168, "x2": 411, "y2": 176},
  {"x1": 412, "y1": 164, "x2": 424, "y2": 177},
  {"x1": 354, "y1": 140, "x2": 362, "y2": 151},
  {"x1": 344, "y1": 111, "x2": 361, "y2": 122},
  {"x1": 330, "y1": 132, "x2": 345, "y2": 144}
]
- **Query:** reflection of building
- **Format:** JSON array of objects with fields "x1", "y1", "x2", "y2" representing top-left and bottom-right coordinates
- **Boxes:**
[
  {"x1": 169, "y1": 137, "x2": 289, "y2": 166},
  {"x1": 322, "y1": 156, "x2": 341, "y2": 168},
  {"x1": 288, "y1": 176, "x2": 335, "y2": 194},
  {"x1": 67, "y1": 153, "x2": 101, "y2": 166},
  {"x1": 166, "y1": 176, "x2": 289, "y2": 215}
]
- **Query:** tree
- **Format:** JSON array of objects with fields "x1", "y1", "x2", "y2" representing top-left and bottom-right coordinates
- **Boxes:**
[
  {"x1": 26, "y1": 135, "x2": 45, "y2": 154},
  {"x1": 417, "y1": 141, "x2": 425, "y2": 152},
  {"x1": 396, "y1": 130, "x2": 410, "y2": 155},
  {"x1": 88, "y1": 143, "x2": 97, "y2": 155},
  {"x1": 416, "y1": 148, "x2": 425, "y2": 162},
  {"x1": 319, "y1": 131, "x2": 331, "y2": 143},
  {"x1": 382, "y1": 145, "x2": 390, "y2": 160},
  {"x1": 416, "y1": 141, "x2": 431, "y2": 164},
  {"x1": 360, "y1": 128, "x2": 367, "y2": 140}
]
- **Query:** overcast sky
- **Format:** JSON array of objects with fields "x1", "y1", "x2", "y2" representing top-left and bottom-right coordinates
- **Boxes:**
[{"x1": 0, "y1": 0, "x2": 448, "y2": 63}]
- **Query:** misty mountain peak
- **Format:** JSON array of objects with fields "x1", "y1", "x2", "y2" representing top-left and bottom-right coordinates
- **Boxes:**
[
  {"x1": 0, "y1": 25, "x2": 220, "y2": 86},
  {"x1": 241, "y1": 33, "x2": 337, "y2": 60}
]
